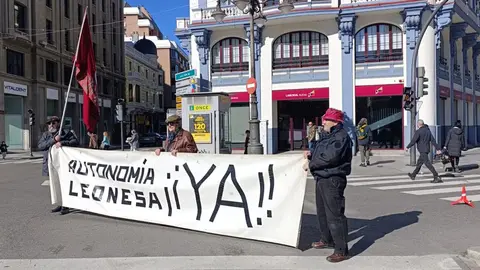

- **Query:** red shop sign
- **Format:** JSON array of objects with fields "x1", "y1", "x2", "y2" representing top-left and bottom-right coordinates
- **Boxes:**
[
  {"x1": 272, "y1": 88, "x2": 329, "y2": 101},
  {"x1": 476, "y1": 96, "x2": 480, "y2": 104},
  {"x1": 439, "y1": 86, "x2": 450, "y2": 98},
  {"x1": 453, "y1": 90, "x2": 463, "y2": 100},
  {"x1": 355, "y1": 84, "x2": 403, "y2": 97},
  {"x1": 465, "y1": 93, "x2": 474, "y2": 102},
  {"x1": 229, "y1": 92, "x2": 250, "y2": 103}
]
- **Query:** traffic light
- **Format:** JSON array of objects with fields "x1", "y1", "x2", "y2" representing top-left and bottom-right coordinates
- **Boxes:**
[
  {"x1": 417, "y1": 66, "x2": 428, "y2": 98},
  {"x1": 403, "y1": 87, "x2": 414, "y2": 111},
  {"x1": 115, "y1": 99, "x2": 125, "y2": 122},
  {"x1": 28, "y1": 109, "x2": 35, "y2": 126}
]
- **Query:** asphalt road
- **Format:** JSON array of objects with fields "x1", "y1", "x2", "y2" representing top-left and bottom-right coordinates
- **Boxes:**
[{"x1": 0, "y1": 158, "x2": 479, "y2": 261}]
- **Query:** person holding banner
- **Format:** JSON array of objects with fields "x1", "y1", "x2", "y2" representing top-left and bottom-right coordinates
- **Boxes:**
[
  {"x1": 38, "y1": 116, "x2": 79, "y2": 215},
  {"x1": 305, "y1": 108, "x2": 352, "y2": 263},
  {"x1": 155, "y1": 115, "x2": 198, "y2": 156}
]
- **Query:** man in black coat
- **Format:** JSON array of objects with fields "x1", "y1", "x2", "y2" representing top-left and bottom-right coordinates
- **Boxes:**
[
  {"x1": 38, "y1": 116, "x2": 79, "y2": 215},
  {"x1": 306, "y1": 108, "x2": 351, "y2": 263},
  {"x1": 406, "y1": 120, "x2": 442, "y2": 183}
]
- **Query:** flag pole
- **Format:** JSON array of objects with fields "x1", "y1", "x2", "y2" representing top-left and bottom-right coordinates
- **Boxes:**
[{"x1": 59, "y1": 6, "x2": 89, "y2": 133}]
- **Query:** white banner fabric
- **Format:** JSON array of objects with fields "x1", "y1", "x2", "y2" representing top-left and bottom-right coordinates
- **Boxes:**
[{"x1": 48, "y1": 147, "x2": 308, "y2": 247}]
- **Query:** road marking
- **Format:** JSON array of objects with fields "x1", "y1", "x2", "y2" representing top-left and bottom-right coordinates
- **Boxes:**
[
  {"x1": 0, "y1": 159, "x2": 43, "y2": 165},
  {"x1": 440, "y1": 194, "x2": 480, "y2": 202},
  {"x1": 0, "y1": 255, "x2": 463, "y2": 270},
  {"x1": 350, "y1": 175, "x2": 480, "y2": 187},
  {"x1": 347, "y1": 173, "x2": 456, "y2": 182},
  {"x1": 403, "y1": 185, "x2": 480, "y2": 195},
  {"x1": 373, "y1": 179, "x2": 480, "y2": 190},
  {"x1": 41, "y1": 180, "x2": 50, "y2": 186}
]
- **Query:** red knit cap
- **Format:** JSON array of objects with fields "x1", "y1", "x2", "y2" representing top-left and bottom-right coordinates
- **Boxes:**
[{"x1": 322, "y1": 108, "x2": 344, "y2": 123}]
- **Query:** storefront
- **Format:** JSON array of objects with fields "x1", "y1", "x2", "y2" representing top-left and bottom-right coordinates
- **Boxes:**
[
  {"x1": 46, "y1": 88, "x2": 59, "y2": 120},
  {"x1": 3, "y1": 81, "x2": 27, "y2": 150},
  {"x1": 227, "y1": 91, "x2": 250, "y2": 149},
  {"x1": 355, "y1": 84, "x2": 404, "y2": 149},
  {"x1": 102, "y1": 99, "x2": 112, "y2": 133}
]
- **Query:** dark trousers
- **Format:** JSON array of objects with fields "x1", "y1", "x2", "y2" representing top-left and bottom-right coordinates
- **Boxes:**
[
  {"x1": 450, "y1": 156, "x2": 460, "y2": 168},
  {"x1": 315, "y1": 176, "x2": 349, "y2": 255},
  {"x1": 412, "y1": 152, "x2": 438, "y2": 177}
]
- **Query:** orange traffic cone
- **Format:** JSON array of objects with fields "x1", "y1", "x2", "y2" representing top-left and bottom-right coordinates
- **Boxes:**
[{"x1": 451, "y1": 186, "x2": 475, "y2": 208}]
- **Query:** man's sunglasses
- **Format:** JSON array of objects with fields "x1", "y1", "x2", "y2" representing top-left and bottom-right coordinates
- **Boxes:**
[
  {"x1": 167, "y1": 122, "x2": 179, "y2": 126},
  {"x1": 46, "y1": 121, "x2": 59, "y2": 125}
]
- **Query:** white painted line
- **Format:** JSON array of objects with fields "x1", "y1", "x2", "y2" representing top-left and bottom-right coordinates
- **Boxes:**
[
  {"x1": 347, "y1": 173, "x2": 465, "y2": 182},
  {"x1": 350, "y1": 175, "x2": 480, "y2": 186},
  {"x1": 403, "y1": 185, "x2": 480, "y2": 195},
  {"x1": 440, "y1": 194, "x2": 480, "y2": 202},
  {"x1": 0, "y1": 255, "x2": 463, "y2": 270},
  {"x1": 41, "y1": 180, "x2": 50, "y2": 186},
  {"x1": 373, "y1": 179, "x2": 480, "y2": 190}
]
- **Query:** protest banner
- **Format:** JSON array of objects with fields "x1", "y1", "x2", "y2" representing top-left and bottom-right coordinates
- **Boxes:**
[{"x1": 48, "y1": 147, "x2": 308, "y2": 247}]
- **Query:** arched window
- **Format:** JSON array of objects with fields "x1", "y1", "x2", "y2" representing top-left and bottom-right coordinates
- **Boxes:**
[
  {"x1": 211, "y1": 38, "x2": 249, "y2": 73},
  {"x1": 272, "y1": 31, "x2": 329, "y2": 69},
  {"x1": 355, "y1": 24, "x2": 403, "y2": 63}
]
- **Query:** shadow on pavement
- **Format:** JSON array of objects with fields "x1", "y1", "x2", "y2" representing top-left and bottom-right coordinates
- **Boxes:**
[
  {"x1": 298, "y1": 211, "x2": 422, "y2": 255},
  {"x1": 368, "y1": 160, "x2": 395, "y2": 166}
]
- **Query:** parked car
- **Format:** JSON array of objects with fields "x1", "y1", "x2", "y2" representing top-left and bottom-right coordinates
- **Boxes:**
[{"x1": 139, "y1": 133, "x2": 163, "y2": 147}]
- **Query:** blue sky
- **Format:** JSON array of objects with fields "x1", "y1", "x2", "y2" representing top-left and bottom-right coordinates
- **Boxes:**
[{"x1": 126, "y1": 0, "x2": 190, "y2": 43}]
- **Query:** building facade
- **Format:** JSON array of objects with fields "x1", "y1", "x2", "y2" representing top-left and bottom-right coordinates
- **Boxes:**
[
  {"x1": 176, "y1": 0, "x2": 480, "y2": 154},
  {"x1": 124, "y1": 37, "x2": 164, "y2": 134},
  {"x1": 0, "y1": 0, "x2": 125, "y2": 150},
  {"x1": 124, "y1": 3, "x2": 189, "y2": 116}
]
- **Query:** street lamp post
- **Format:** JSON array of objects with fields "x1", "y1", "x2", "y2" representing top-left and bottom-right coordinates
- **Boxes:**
[{"x1": 212, "y1": 0, "x2": 294, "y2": 154}]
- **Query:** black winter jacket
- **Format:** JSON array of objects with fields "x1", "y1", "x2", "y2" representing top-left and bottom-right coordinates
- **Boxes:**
[
  {"x1": 406, "y1": 125, "x2": 440, "y2": 154},
  {"x1": 38, "y1": 129, "x2": 79, "y2": 176},
  {"x1": 308, "y1": 124, "x2": 352, "y2": 179},
  {"x1": 445, "y1": 126, "x2": 465, "y2": 157}
]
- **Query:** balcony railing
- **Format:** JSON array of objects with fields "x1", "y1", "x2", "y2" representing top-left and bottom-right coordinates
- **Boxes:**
[
  {"x1": 464, "y1": 70, "x2": 472, "y2": 88},
  {"x1": 453, "y1": 65, "x2": 462, "y2": 85},
  {"x1": 475, "y1": 75, "x2": 480, "y2": 90},
  {"x1": 355, "y1": 50, "x2": 403, "y2": 63},
  {"x1": 211, "y1": 62, "x2": 249, "y2": 73}
]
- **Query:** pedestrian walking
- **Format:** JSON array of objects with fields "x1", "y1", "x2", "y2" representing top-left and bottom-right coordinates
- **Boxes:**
[
  {"x1": 38, "y1": 116, "x2": 79, "y2": 215},
  {"x1": 356, "y1": 117, "x2": 372, "y2": 167},
  {"x1": 306, "y1": 121, "x2": 317, "y2": 151},
  {"x1": 101, "y1": 131, "x2": 110, "y2": 150},
  {"x1": 0, "y1": 141, "x2": 8, "y2": 159},
  {"x1": 87, "y1": 132, "x2": 98, "y2": 149},
  {"x1": 305, "y1": 108, "x2": 351, "y2": 263},
  {"x1": 129, "y1": 129, "x2": 139, "y2": 151},
  {"x1": 155, "y1": 115, "x2": 198, "y2": 156},
  {"x1": 406, "y1": 120, "x2": 442, "y2": 183},
  {"x1": 244, "y1": 130, "x2": 250, "y2": 154},
  {"x1": 444, "y1": 120, "x2": 466, "y2": 173}
]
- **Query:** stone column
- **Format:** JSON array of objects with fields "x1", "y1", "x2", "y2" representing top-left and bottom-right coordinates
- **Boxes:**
[
  {"x1": 402, "y1": 7, "x2": 423, "y2": 149},
  {"x1": 450, "y1": 23, "x2": 467, "y2": 125},
  {"x1": 192, "y1": 29, "x2": 212, "y2": 92},
  {"x1": 473, "y1": 43, "x2": 480, "y2": 145},
  {"x1": 244, "y1": 24, "x2": 263, "y2": 119},
  {"x1": 331, "y1": 13, "x2": 356, "y2": 153}
]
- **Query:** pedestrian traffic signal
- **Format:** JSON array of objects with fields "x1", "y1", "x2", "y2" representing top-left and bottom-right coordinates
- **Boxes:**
[
  {"x1": 115, "y1": 104, "x2": 124, "y2": 122},
  {"x1": 417, "y1": 67, "x2": 428, "y2": 98},
  {"x1": 403, "y1": 92, "x2": 414, "y2": 111},
  {"x1": 28, "y1": 109, "x2": 35, "y2": 126}
]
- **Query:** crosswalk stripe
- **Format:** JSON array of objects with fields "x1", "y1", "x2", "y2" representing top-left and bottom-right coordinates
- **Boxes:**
[
  {"x1": 41, "y1": 180, "x2": 50, "y2": 186},
  {"x1": 403, "y1": 185, "x2": 480, "y2": 195},
  {"x1": 440, "y1": 194, "x2": 480, "y2": 202},
  {"x1": 348, "y1": 173, "x2": 452, "y2": 182},
  {"x1": 373, "y1": 179, "x2": 480, "y2": 190},
  {"x1": 0, "y1": 159, "x2": 43, "y2": 165},
  {"x1": 350, "y1": 175, "x2": 480, "y2": 186}
]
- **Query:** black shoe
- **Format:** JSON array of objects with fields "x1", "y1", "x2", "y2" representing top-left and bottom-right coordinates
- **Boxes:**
[
  {"x1": 60, "y1": 207, "x2": 70, "y2": 215},
  {"x1": 360, "y1": 163, "x2": 366, "y2": 167},
  {"x1": 430, "y1": 177, "x2": 443, "y2": 183},
  {"x1": 51, "y1": 206, "x2": 62, "y2": 213},
  {"x1": 366, "y1": 161, "x2": 370, "y2": 166},
  {"x1": 408, "y1": 173, "x2": 415, "y2": 180}
]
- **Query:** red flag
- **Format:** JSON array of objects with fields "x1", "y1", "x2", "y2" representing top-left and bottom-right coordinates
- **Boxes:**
[{"x1": 74, "y1": 13, "x2": 99, "y2": 133}]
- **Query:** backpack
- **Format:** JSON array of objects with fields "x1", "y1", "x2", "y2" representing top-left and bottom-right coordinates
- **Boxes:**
[{"x1": 356, "y1": 125, "x2": 368, "y2": 140}]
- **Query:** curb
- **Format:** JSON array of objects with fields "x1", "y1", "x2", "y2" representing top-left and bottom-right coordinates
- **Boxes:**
[
  {"x1": 467, "y1": 247, "x2": 480, "y2": 262},
  {"x1": 8, "y1": 156, "x2": 43, "y2": 160}
]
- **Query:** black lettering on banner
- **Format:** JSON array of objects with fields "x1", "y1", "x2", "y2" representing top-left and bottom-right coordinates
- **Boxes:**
[
  {"x1": 143, "y1": 169, "x2": 154, "y2": 185},
  {"x1": 68, "y1": 160, "x2": 77, "y2": 173},
  {"x1": 257, "y1": 164, "x2": 275, "y2": 225},
  {"x1": 81, "y1": 183, "x2": 90, "y2": 199},
  {"x1": 128, "y1": 167, "x2": 143, "y2": 184},
  {"x1": 134, "y1": 191, "x2": 146, "y2": 207},
  {"x1": 107, "y1": 187, "x2": 118, "y2": 203},
  {"x1": 117, "y1": 166, "x2": 129, "y2": 182},
  {"x1": 183, "y1": 163, "x2": 216, "y2": 221},
  {"x1": 149, "y1": 192, "x2": 162, "y2": 209},
  {"x1": 92, "y1": 186, "x2": 105, "y2": 201},
  {"x1": 258, "y1": 172, "x2": 265, "y2": 207},
  {"x1": 173, "y1": 180, "x2": 180, "y2": 209},
  {"x1": 209, "y1": 165, "x2": 252, "y2": 228},
  {"x1": 121, "y1": 189, "x2": 132, "y2": 205},
  {"x1": 268, "y1": 164, "x2": 275, "y2": 200},
  {"x1": 69, "y1": 180, "x2": 78, "y2": 196},
  {"x1": 96, "y1": 164, "x2": 107, "y2": 178},
  {"x1": 77, "y1": 161, "x2": 88, "y2": 176},
  {"x1": 87, "y1": 162, "x2": 97, "y2": 177},
  {"x1": 164, "y1": 187, "x2": 172, "y2": 216}
]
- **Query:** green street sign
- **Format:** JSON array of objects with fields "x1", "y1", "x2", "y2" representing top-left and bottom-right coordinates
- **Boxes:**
[{"x1": 175, "y1": 69, "x2": 196, "y2": 81}]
